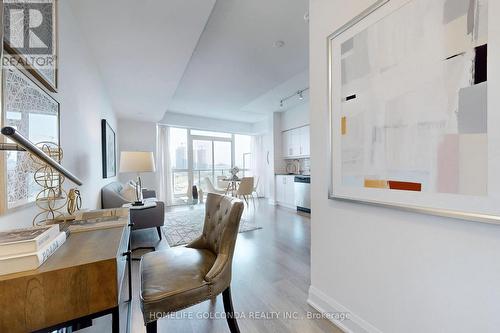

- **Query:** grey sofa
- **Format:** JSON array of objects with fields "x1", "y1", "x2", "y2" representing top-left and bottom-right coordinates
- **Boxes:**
[{"x1": 101, "y1": 182, "x2": 165, "y2": 239}]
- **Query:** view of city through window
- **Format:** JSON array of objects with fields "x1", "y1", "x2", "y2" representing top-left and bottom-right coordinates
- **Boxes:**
[{"x1": 169, "y1": 127, "x2": 252, "y2": 202}]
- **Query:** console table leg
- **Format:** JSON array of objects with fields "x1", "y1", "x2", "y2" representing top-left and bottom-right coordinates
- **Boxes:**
[{"x1": 112, "y1": 307, "x2": 120, "y2": 333}]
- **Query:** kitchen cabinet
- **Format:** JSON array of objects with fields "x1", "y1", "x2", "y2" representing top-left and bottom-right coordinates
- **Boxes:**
[
  {"x1": 275, "y1": 175, "x2": 296, "y2": 209},
  {"x1": 300, "y1": 126, "x2": 310, "y2": 156},
  {"x1": 282, "y1": 131, "x2": 291, "y2": 158},
  {"x1": 282, "y1": 125, "x2": 310, "y2": 158}
]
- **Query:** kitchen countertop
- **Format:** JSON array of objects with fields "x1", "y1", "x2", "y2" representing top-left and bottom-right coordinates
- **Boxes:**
[{"x1": 274, "y1": 173, "x2": 310, "y2": 177}]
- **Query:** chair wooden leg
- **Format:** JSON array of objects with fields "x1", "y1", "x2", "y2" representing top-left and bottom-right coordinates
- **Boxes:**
[
  {"x1": 156, "y1": 226, "x2": 162, "y2": 240},
  {"x1": 146, "y1": 320, "x2": 157, "y2": 333},
  {"x1": 222, "y1": 286, "x2": 240, "y2": 333}
]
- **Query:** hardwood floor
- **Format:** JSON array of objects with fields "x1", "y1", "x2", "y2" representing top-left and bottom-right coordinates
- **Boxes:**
[{"x1": 84, "y1": 199, "x2": 343, "y2": 333}]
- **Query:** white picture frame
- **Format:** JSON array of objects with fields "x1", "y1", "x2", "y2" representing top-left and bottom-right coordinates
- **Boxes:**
[{"x1": 328, "y1": 0, "x2": 498, "y2": 224}]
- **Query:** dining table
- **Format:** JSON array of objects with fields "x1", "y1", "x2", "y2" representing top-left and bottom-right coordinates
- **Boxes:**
[{"x1": 223, "y1": 177, "x2": 241, "y2": 197}]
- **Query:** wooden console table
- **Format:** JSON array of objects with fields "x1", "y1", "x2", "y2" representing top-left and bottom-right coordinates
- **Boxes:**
[{"x1": 0, "y1": 211, "x2": 132, "y2": 333}]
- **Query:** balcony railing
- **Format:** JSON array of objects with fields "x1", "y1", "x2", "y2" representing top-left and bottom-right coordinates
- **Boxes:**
[{"x1": 171, "y1": 168, "x2": 252, "y2": 198}]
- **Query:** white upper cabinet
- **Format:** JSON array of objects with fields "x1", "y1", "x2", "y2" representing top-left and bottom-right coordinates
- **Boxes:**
[
  {"x1": 282, "y1": 125, "x2": 310, "y2": 158},
  {"x1": 282, "y1": 131, "x2": 291, "y2": 157},
  {"x1": 301, "y1": 126, "x2": 310, "y2": 156}
]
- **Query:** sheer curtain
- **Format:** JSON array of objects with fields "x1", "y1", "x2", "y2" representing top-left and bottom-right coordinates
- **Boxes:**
[
  {"x1": 251, "y1": 135, "x2": 265, "y2": 197},
  {"x1": 156, "y1": 125, "x2": 173, "y2": 206}
]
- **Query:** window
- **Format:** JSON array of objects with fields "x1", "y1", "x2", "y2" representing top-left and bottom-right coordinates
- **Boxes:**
[
  {"x1": 169, "y1": 128, "x2": 188, "y2": 198},
  {"x1": 166, "y1": 127, "x2": 254, "y2": 204},
  {"x1": 235, "y1": 134, "x2": 252, "y2": 176}
]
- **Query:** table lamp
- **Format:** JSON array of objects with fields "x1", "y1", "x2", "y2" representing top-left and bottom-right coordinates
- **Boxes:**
[{"x1": 119, "y1": 151, "x2": 156, "y2": 206}]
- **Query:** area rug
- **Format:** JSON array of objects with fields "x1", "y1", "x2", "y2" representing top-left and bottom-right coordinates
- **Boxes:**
[{"x1": 162, "y1": 207, "x2": 262, "y2": 247}]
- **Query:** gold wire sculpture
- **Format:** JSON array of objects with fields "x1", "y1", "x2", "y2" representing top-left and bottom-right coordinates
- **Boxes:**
[
  {"x1": 67, "y1": 188, "x2": 82, "y2": 215},
  {"x1": 30, "y1": 142, "x2": 69, "y2": 226}
]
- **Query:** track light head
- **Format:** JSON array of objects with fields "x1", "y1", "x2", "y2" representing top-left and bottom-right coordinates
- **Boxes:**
[
  {"x1": 298, "y1": 91, "x2": 304, "y2": 100},
  {"x1": 280, "y1": 100, "x2": 284, "y2": 108}
]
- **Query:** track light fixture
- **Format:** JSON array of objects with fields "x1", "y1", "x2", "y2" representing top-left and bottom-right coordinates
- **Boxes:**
[{"x1": 279, "y1": 87, "x2": 309, "y2": 109}]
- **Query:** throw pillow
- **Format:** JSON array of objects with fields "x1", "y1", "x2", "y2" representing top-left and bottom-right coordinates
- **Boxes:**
[{"x1": 120, "y1": 184, "x2": 137, "y2": 202}]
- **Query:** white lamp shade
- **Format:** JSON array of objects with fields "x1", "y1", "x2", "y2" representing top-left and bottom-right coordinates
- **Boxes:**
[{"x1": 119, "y1": 151, "x2": 156, "y2": 173}]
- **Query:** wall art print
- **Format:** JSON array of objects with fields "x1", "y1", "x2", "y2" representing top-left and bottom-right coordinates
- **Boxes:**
[
  {"x1": 3, "y1": 0, "x2": 58, "y2": 92},
  {"x1": 328, "y1": 0, "x2": 497, "y2": 223},
  {"x1": 1, "y1": 64, "x2": 60, "y2": 211},
  {"x1": 101, "y1": 119, "x2": 116, "y2": 179}
]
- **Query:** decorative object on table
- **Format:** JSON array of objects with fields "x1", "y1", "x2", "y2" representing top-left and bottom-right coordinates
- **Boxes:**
[
  {"x1": 0, "y1": 224, "x2": 59, "y2": 258},
  {"x1": 119, "y1": 151, "x2": 156, "y2": 206},
  {"x1": 3, "y1": 0, "x2": 59, "y2": 92},
  {"x1": 67, "y1": 208, "x2": 129, "y2": 233},
  {"x1": 67, "y1": 188, "x2": 82, "y2": 215},
  {"x1": 101, "y1": 119, "x2": 117, "y2": 178},
  {"x1": 0, "y1": 227, "x2": 66, "y2": 276},
  {"x1": 1, "y1": 127, "x2": 83, "y2": 226},
  {"x1": 192, "y1": 185, "x2": 198, "y2": 200},
  {"x1": 328, "y1": 0, "x2": 495, "y2": 224},
  {"x1": 32, "y1": 141, "x2": 67, "y2": 225},
  {"x1": 230, "y1": 166, "x2": 240, "y2": 180},
  {"x1": 1, "y1": 63, "x2": 60, "y2": 214},
  {"x1": 162, "y1": 206, "x2": 261, "y2": 247}
]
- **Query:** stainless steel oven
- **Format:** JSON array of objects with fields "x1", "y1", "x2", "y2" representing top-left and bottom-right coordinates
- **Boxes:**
[{"x1": 294, "y1": 176, "x2": 310, "y2": 213}]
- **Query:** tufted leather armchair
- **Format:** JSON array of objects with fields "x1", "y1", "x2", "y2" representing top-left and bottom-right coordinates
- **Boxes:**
[{"x1": 140, "y1": 193, "x2": 244, "y2": 333}]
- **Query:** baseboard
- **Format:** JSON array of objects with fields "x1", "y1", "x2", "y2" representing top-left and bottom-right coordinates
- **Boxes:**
[
  {"x1": 268, "y1": 199, "x2": 277, "y2": 205},
  {"x1": 307, "y1": 286, "x2": 383, "y2": 333},
  {"x1": 276, "y1": 202, "x2": 297, "y2": 210}
]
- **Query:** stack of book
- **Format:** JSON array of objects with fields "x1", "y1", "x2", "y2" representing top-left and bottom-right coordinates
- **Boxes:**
[{"x1": 0, "y1": 225, "x2": 67, "y2": 276}]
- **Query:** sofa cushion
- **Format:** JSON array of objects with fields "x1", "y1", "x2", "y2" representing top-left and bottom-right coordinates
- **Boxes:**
[{"x1": 120, "y1": 184, "x2": 137, "y2": 202}]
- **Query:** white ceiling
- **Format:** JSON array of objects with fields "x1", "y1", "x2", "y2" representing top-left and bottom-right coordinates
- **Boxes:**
[
  {"x1": 242, "y1": 70, "x2": 309, "y2": 115},
  {"x1": 69, "y1": 0, "x2": 309, "y2": 123},
  {"x1": 68, "y1": 0, "x2": 216, "y2": 122},
  {"x1": 168, "y1": 0, "x2": 309, "y2": 123}
]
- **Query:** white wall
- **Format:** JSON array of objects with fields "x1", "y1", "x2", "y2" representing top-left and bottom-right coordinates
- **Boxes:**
[
  {"x1": 309, "y1": 1, "x2": 500, "y2": 333},
  {"x1": 280, "y1": 101, "x2": 309, "y2": 131},
  {"x1": 160, "y1": 111, "x2": 254, "y2": 134},
  {"x1": 0, "y1": 1, "x2": 118, "y2": 231},
  {"x1": 117, "y1": 119, "x2": 157, "y2": 190},
  {"x1": 251, "y1": 114, "x2": 275, "y2": 200}
]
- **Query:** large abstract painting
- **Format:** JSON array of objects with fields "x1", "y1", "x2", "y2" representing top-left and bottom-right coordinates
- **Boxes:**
[
  {"x1": 1, "y1": 64, "x2": 60, "y2": 210},
  {"x1": 329, "y1": 0, "x2": 496, "y2": 222}
]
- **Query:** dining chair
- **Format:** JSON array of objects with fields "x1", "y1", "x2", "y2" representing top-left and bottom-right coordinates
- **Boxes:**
[
  {"x1": 217, "y1": 175, "x2": 230, "y2": 189},
  {"x1": 140, "y1": 193, "x2": 244, "y2": 333},
  {"x1": 204, "y1": 177, "x2": 226, "y2": 195},
  {"x1": 236, "y1": 177, "x2": 254, "y2": 207}
]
